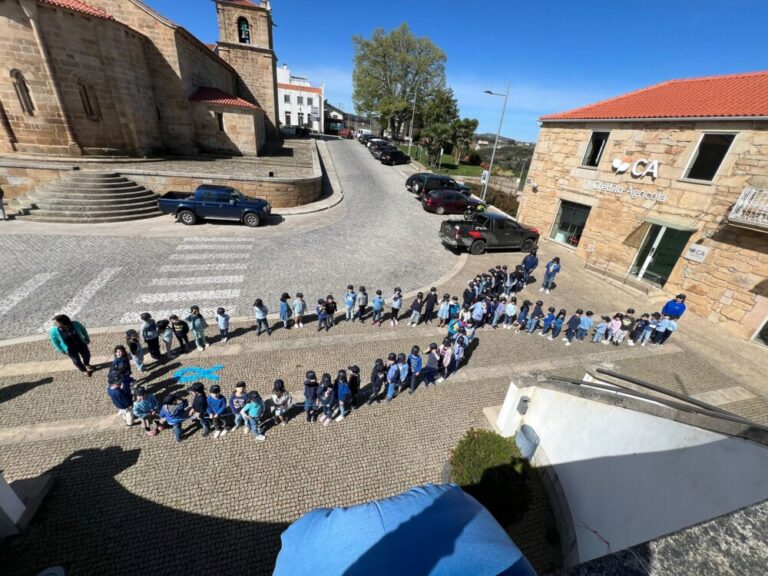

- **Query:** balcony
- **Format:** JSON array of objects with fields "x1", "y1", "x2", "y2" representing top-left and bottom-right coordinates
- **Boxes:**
[{"x1": 728, "y1": 186, "x2": 768, "y2": 231}]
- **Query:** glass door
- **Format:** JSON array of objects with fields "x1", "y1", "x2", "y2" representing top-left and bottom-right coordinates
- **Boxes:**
[
  {"x1": 550, "y1": 201, "x2": 591, "y2": 247},
  {"x1": 630, "y1": 224, "x2": 692, "y2": 287}
]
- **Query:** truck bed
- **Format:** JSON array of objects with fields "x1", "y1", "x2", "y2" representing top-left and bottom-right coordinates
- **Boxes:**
[{"x1": 160, "y1": 191, "x2": 195, "y2": 201}]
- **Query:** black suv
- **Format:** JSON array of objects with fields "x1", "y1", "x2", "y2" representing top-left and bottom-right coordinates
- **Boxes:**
[{"x1": 407, "y1": 173, "x2": 470, "y2": 196}]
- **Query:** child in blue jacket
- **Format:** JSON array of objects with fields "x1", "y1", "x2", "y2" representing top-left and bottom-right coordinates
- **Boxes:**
[
  {"x1": 408, "y1": 346, "x2": 423, "y2": 394},
  {"x1": 578, "y1": 311, "x2": 594, "y2": 341},
  {"x1": 335, "y1": 370, "x2": 352, "y2": 421},
  {"x1": 133, "y1": 386, "x2": 161, "y2": 436},
  {"x1": 215, "y1": 307, "x2": 230, "y2": 342},
  {"x1": 564, "y1": 309, "x2": 582, "y2": 346},
  {"x1": 279, "y1": 293, "x2": 292, "y2": 329},
  {"x1": 390, "y1": 288, "x2": 403, "y2": 326},
  {"x1": 107, "y1": 374, "x2": 134, "y2": 427},
  {"x1": 549, "y1": 309, "x2": 567, "y2": 340},
  {"x1": 372, "y1": 290, "x2": 385, "y2": 326},
  {"x1": 516, "y1": 300, "x2": 531, "y2": 331},
  {"x1": 437, "y1": 294, "x2": 451, "y2": 328},
  {"x1": 293, "y1": 293, "x2": 306, "y2": 328},
  {"x1": 160, "y1": 394, "x2": 188, "y2": 443},
  {"x1": 241, "y1": 391, "x2": 266, "y2": 441},
  {"x1": 539, "y1": 307, "x2": 557, "y2": 337},
  {"x1": 592, "y1": 316, "x2": 610, "y2": 343},
  {"x1": 526, "y1": 300, "x2": 545, "y2": 333},
  {"x1": 504, "y1": 297, "x2": 517, "y2": 329},
  {"x1": 316, "y1": 299, "x2": 330, "y2": 332},
  {"x1": 207, "y1": 384, "x2": 228, "y2": 438},
  {"x1": 344, "y1": 285, "x2": 357, "y2": 322},
  {"x1": 318, "y1": 374, "x2": 336, "y2": 426}
]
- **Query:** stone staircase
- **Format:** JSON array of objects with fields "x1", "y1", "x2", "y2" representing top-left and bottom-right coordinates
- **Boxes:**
[{"x1": 12, "y1": 171, "x2": 161, "y2": 223}]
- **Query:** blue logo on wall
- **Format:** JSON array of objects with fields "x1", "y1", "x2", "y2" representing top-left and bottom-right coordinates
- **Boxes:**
[{"x1": 173, "y1": 365, "x2": 224, "y2": 383}]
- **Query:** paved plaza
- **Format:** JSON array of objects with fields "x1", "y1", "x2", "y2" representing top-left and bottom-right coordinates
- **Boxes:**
[{"x1": 1, "y1": 139, "x2": 767, "y2": 575}]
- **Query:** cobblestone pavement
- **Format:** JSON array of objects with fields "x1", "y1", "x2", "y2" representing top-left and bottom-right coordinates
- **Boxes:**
[{"x1": 0, "y1": 138, "x2": 458, "y2": 340}]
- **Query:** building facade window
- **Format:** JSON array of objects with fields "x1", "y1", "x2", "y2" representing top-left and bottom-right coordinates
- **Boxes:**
[
  {"x1": 284, "y1": 111, "x2": 291, "y2": 125},
  {"x1": 216, "y1": 112, "x2": 224, "y2": 132},
  {"x1": 284, "y1": 94, "x2": 290, "y2": 103},
  {"x1": 581, "y1": 131, "x2": 609, "y2": 167},
  {"x1": 550, "y1": 200, "x2": 591, "y2": 247},
  {"x1": 297, "y1": 96, "x2": 304, "y2": 105},
  {"x1": 307, "y1": 97, "x2": 313, "y2": 106},
  {"x1": 78, "y1": 81, "x2": 100, "y2": 121},
  {"x1": 11, "y1": 70, "x2": 34, "y2": 116},
  {"x1": 237, "y1": 17, "x2": 250, "y2": 44},
  {"x1": 684, "y1": 133, "x2": 735, "y2": 181}
]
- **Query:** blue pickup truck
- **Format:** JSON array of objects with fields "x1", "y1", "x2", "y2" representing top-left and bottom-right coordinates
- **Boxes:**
[{"x1": 158, "y1": 185, "x2": 271, "y2": 227}]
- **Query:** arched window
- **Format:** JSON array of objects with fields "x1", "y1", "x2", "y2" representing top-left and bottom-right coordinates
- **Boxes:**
[
  {"x1": 237, "y1": 17, "x2": 251, "y2": 44},
  {"x1": 77, "y1": 81, "x2": 100, "y2": 121},
  {"x1": 10, "y1": 70, "x2": 34, "y2": 116}
]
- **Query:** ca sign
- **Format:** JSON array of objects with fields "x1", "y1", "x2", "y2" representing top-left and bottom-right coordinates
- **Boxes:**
[{"x1": 612, "y1": 157, "x2": 660, "y2": 180}]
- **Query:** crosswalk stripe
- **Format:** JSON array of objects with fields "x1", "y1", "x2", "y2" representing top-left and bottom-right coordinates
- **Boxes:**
[
  {"x1": 134, "y1": 289, "x2": 241, "y2": 304},
  {"x1": 183, "y1": 237, "x2": 256, "y2": 243},
  {"x1": 1, "y1": 273, "x2": 56, "y2": 317},
  {"x1": 175, "y1": 244, "x2": 254, "y2": 251},
  {"x1": 118, "y1": 307, "x2": 237, "y2": 324},
  {"x1": 158, "y1": 263, "x2": 248, "y2": 272},
  {"x1": 150, "y1": 275, "x2": 245, "y2": 286},
  {"x1": 40, "y1": 267, "x2": 122, "y2": 331},
  {"x1": 168, "y1": 253, "x2": 249, "y2": 261}
]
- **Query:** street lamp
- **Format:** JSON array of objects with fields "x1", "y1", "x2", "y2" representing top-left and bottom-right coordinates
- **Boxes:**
[
  {"x1": 482, "y1": 83, "x2": 510, "y2": 202},
  {"x1": 407, "y1": 85, "x2": 419, "y2": 158}
]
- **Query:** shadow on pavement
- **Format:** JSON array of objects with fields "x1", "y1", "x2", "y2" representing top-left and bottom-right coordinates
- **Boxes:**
[
  {"x1": 1, "y1": 447, "x2": 288, "y2": 575},
  {"x1": 0, "y1": 377, "x2": 53, "y2": 404}
]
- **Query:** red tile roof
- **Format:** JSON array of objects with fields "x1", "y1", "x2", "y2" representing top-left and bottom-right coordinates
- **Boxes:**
[
  {"x1": 38, "y1": 0, "x2": 114, "y2": 20},
  {"x1": 278, "y1": 83, "x2": 323, "y2": 95},
  {"x1": 541, "y1": 71, "x2": 768, "y2": 121},
  {"x1": 189, "y1": 87, "x2": 262, "y2": 111},
  {"x1": 220, "y1": 0, "x2": 262, "y2": 7}
]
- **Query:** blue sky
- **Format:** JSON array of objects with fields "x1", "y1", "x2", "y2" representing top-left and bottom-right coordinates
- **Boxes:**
[{"x1": 145, "y1": 0, "x2": 768, "y2": 142}]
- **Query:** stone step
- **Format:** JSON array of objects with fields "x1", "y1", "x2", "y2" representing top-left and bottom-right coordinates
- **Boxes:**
[
  {"x1": 23, "y1": 211, "x2": 162, "y2": 224},
  {"x1": 29, "y1": 204, "x2": 160, "y2": 218},
  {"x1": 28, "y1": 188, "x2": 155, "y2": 201},
  {"x1": 28, "y1": 193, "x2": 157, "y2": 206},
  {"x1": 65, "y1": 172, "x2": 122, "y2": 180},
  {"x1": 43, "y1": 180, "x2": 137, "y2": 190},
  {"x1": 34, "y1": 198, "x2": 159, "y2": 211}
]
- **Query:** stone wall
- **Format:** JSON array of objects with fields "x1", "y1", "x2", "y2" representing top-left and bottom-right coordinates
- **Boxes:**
[
  {"x1": 461, "y1": 175, "x2": 521, "y2": 196},
  {"x1": 0, "y1": 163, "x2": 72, "y2": 199},
  {"x1": 192, "y1": 104, "x2": 264, "y2": 156},
  {"x1": 518, "y1": 121, "x2": 768, "y2": 340}
]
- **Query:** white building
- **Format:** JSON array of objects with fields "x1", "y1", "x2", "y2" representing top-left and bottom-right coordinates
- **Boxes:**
[{"x1": 276, "y1": 64, "x2": 324, "y2": 133}]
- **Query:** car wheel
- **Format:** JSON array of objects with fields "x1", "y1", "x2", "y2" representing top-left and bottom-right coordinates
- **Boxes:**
[
  {"x1": 178, "y1": 209, "x2": 197, "y2": 225},
  {"x1": 521, "y1": 238, "x2": 536, "y2": 252},
  {"x1": 470, "y1": 240, "x2": 487, "y2": 255},
  {"x1": 243, "y1": 212, "x2": 261, "y2": 228},
  {"x1": 435, "y1": 206, "x2": 446, "y2": 215}
]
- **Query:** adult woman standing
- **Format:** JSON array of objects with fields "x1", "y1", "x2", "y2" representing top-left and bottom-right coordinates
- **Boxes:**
[{"x1": 49, "y1": 314, "x2": 93, "y2": 376}]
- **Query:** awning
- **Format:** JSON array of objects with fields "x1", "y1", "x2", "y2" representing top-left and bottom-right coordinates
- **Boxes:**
[
  {"x1": 189, "y1": 86, "x2": 263, "y2": 112},
  {"x1": 643, "y1": 213, "x2": 699, "y2": 232}
]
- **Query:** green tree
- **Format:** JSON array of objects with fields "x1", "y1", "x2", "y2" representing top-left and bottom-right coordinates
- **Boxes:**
[
  {"x1": 450, "y1": 118, "x2": 479, "y2": 164},
  {"x1": 418, "y1": 86, "x2": 459, "y2": 166},
  {"x1": 352, "y1": 23, "x2": 446, "y2": 137}
]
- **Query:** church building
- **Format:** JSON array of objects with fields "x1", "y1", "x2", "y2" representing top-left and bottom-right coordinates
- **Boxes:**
[{"x1": 0, "y1": 0, "x2": 279, "y2": 157}]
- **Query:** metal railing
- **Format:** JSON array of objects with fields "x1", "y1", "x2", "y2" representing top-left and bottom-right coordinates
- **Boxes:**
[{"x1": 729, "y1": 186, "x2": 768, "y2": 231}]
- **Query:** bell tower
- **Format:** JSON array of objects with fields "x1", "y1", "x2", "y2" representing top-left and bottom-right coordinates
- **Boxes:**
[{"x1": 215, "y1": 0, "x2": 279, "y2": 140}]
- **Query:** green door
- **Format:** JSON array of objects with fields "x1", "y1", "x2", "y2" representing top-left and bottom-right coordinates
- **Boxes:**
[{"x1": 630, "y1": 225, "x2": 693, "y2": 287}]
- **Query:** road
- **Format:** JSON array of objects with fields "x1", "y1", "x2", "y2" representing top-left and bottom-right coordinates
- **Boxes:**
[{"x1": 0, "y1": 139, "x2": 458, "y2": 340}]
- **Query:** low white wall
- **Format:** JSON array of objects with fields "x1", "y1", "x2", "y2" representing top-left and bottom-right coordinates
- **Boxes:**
[{"x1": 497, "y1": 383, "x2": 768, "y2": 564}]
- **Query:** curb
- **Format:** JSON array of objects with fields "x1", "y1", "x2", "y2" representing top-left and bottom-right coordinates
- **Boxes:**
[{"x1": 277, "y1": 139, "x2": 344, "y2": 217}]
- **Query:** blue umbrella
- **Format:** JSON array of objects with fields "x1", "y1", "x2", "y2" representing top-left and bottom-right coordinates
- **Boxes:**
[{"x1": 274, "y1": 483, "x2": 536, "y2": 576}]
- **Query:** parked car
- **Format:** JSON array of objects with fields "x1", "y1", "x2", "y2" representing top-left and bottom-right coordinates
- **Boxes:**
[
  {"x1": 339, "y1": 128, "x2": 353, "y2": 139},
  {"x1": 158, "y1": 185, "x2": 271, "y2": 227},
  {"x1": 421, "y1": 189, "x2": 484, "y2": 215},
  {"x1": 439, "y1": 212, "x2": 539, "y2": 255},
  {"x1": 408, "y1": 173, "x2": 470, "y2": 196},
  {"x1": 359, "y1": 133, "x2": 376, "y2": 145},
  {"x1": 371, "y1": 144, "x2": 398, "y2": 159},
  {"x1": 366, "y1": 138, "x2": 387, "y2": 149},
  {"x1": 280, "y1": 125, "x2": 297, "y2": 136},
  {"x1": 406, "y1": 172, "x2": 432, "y2": 191},
  {"x1": 380, "y1": 150, "x2": 411, "y2": 165}
]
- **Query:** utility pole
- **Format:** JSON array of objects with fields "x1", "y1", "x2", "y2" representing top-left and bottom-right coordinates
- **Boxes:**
[
  {"x1": 482, "y1": 83, "x2": 510, "y2": 202},
  {"x1": 407, "y1": 85, "x2": 418, "y2": 158}
]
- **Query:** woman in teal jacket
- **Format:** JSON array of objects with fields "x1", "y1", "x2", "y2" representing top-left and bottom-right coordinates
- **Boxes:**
[{"x1": 49, "y1": 314, "x2": 93, "y2": 376}]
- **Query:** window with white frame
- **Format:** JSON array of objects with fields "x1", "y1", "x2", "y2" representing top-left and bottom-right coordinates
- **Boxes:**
[
  {"x1": 581, "y1": 131, "x2": 609, "y2": 167},
  {"x1": 284, "y1": 94, "x2": 290, "y2": 103},
  {"x1": 307, "y1": 97, "x2": 313, "y2": 106},
  {"x1": 297, "y1": 96, "x2": 304, "y2": 105},
  {"x1": 684, "y1": 133, "x2": 735, "y2": 182}
]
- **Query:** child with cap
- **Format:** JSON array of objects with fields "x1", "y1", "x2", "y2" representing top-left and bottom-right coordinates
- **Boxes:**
[
  {"x1": 271, "y1": 379, "x2": 293, "y2": 426},
  {"x1": 133, "y1": 386, "x2": 162, "y2": 436},
  {"x1": 347, "y1": 365, "x2": 361, "y2": 408},
  {"x1": 407, "y1": 346, "x2": 422, "y2": 394},
  {"x1": 316, "y1": 299, "x2": 329, "y2": 332},
  {"x1": 107, "y1": 370, "x2": 134, "y2": 427},
  {"x1": 278, "y1": 293, "x2": 292, "y2": 330},
  {"x1": 423, "y1": 287, "x2": 438, "y2": 325},
  {"x1": 186, "y1": 382, "x2": 210, "y2": 437},
  {"x1": 207, "y1": 385, "x2": 228, "y2": 438},
  {"x1": 367, "y1": 359, "x2": 386, "y2": 405},
  {"x1": 303, "y1": 371, "x2": 319, "y2": 422},
  {"x1": 229, "y1": 381, "x2": 249, "y2": 433},
  {"x1": 241, "y1": 391, "x2": 266, "y2": 441},
  {"x1": 318, "y1": 373, "x2": 336, "y2": 426},
  {"x1": 159, "y1": 393, "x2": 188, "y2": 443}
]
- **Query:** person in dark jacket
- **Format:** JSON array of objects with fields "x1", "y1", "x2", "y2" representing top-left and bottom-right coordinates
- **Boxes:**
[
  {"x1": 107, "y1": 375, "x2": 133, "y2": 426},
  {"x1": 168, "y1": 315, "x2": 191, "y2": 352},
  {"x1": 661, "y1": 294, "x2": 687, "y2": 319},
  {"x1": 522, "y1": 249, "x2": 539, "y2": 283},
  {"x1": 408, "y1": 346, "x2": 423, "y2": 394},
  {"x1": 318, "y1": 373, "x2": 336, "y2": 426},
  {"x1": 303, "y1": 371, "x2": 319, "y2": 422},
  {"x1": 367, "y1": 359, "x2": 386, "y2": 405},
  {"x1": 422, "y1": 287, "x2": 438, "y2": 325},
  {"x1": 564, "y1": 309, "x2": 583, "y2": 346},
  {"x1": 160, "y1": 393, "x2": 188, "y2": 443},
  {"x1": 385, "y1": 353, "x2": 400, "y2": 403},
  {"x1": 187, "y1": 382, "x2": 210, "y2": 437},
  {"x1": 140, "y1": 312, "x2": 162, "y2": 360},
  {"x1": 462, "y1": 284, "x2": 476, "y2": 308},
  {"x1": 335, "y1": 370, "x2": 351, "y2": 421},
  {"x1": 206, "y1": 385, "x2": 228, "y2": 438},
  {"x1": 347, "y1": 365, "x2": 361, "y2": 408},
  {"x1": 49, "y1": 314, "x2": 93, "y2": 376},
  {"x1": 108, "y1": 345, "x2": 132, "y2": 386},
  {"x1": 229, "y1": 381, "x2": 249, "y2": 432}
]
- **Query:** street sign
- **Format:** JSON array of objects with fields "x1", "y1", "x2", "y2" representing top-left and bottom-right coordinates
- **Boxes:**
[{"x1": 481, "y1": 170, "x2": 489, "y2": 185}]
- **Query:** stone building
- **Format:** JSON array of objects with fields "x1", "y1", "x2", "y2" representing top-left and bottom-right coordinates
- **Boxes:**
[
  {"x1": 517, "y1": 71, "x2": 768, "y2": 344},
  {"x1": 0, "y1": 0, "x2": 279, "y2": 157}
]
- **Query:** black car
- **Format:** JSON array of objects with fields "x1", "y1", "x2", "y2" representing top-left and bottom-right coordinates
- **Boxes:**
[
  {"x1": 359, "y1": 134, "x2": 376, "y2": 145},
  {"x1": 439, "y1": 212, "x2": 540, "y2": 255},
  {"x1": 408, "y1": 173, "x2": 470, "y2": 196},
  {"x1": 406, "y1": 172, "x2": 432, "y2": 190},
  {"x1": 380, "y1": 150, "x2": 411, "y2": 165},
  {"x1": 371, "y1": 144, "x2": 398, "y2": 159}
]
